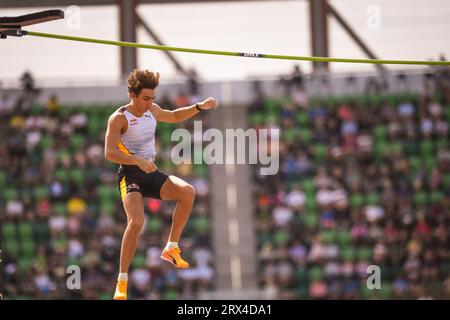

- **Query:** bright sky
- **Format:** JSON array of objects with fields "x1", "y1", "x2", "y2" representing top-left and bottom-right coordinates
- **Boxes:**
[{"x1": 1, "y1": 0, "x2": 450, "y2": 86}]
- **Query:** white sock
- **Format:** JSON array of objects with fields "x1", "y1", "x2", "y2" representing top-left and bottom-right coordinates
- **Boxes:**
[
  {"x1": 118, "y1": 273, "x2": 128, "y2": 281},
  {"x1": 165, "y1": 241, "x2": 178, "y2": 250}
]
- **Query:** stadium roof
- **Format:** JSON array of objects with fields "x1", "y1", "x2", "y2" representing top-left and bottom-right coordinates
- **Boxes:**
[{"x1": 2, "y1": 0, "x2": 298, "y2": 8}]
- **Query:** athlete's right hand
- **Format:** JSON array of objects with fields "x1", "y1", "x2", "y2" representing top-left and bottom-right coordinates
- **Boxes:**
[{"x1": 133, "y1": 156, "x2": 157, "y2": 173}]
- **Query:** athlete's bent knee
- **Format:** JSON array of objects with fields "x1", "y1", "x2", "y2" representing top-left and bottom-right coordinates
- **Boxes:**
[
  {"x1": 128, "y1": 217, "x2": 144, "y2": 233},
  {"x1": 181, "y1": 184, "x2": 196, "y2": 202}
]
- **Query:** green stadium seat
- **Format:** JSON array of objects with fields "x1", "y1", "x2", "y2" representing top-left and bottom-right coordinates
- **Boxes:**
[
  {"x1": 299, "y1": 128, "x2": 312, "y2": 143},
  {"x1": 99, "y1": 292, "x2": 112, "y2": 300},
  {"x1": 88, "y1": 114, "x2": 101, "y2": 136},
  {"x1": 21, "y1": 187, "x2": 33, "y2": 199},
  {"x1": 424, "y1": 155, "x2": 437, "y2": 171},
  {"x1": 446, "y1": 106, "x2": 450, "y2": 122},
  {"x1": 33, "y1": 221, "x2": 50, "y2": 244},
  {"x1": 282, "y1": 128, "x2": 296, "y2": 144},
  {"x1": 308, "y1": 96, "x2": 320, "y2": 106},
  {"x1": 98, "y1": 185, "x2": 116, "y2": 204},
  {"x1": 440, "y1": 263, "x2": 450, "y2": 278},
  {"x1": 71, "y1": 168, "x2": 85, "y2": 186},
  {"x1": 34, "y1": 186, "x2": 49, "y2": 200},
  {"x1": 307, "y1": 267, "x2": 323, "y2": 281},
  {"x1": 443, "y1": 173, "x2": 450, "y2": 189},
  {"x1": 340, "y1": 247, "x2": 355, "y2": 261},
  {"x1": 132, "y1": 254, "x2": 145, "y2": 268},
  {"x1": 312, "y1": 144, "x2": 327, "y2": 161},
  {"x1": 4, "y1": 188, "x2": 17, "y2": 202},
  {"x1": 294, "y1": 268, "x2": 308, "y2": 286},
  {"x1": 160, "y1": 129, "x2": 172, "y2": 147},
  {"x1": 13, "y1": 295, "x2": 31, "y2": 300},
  {"x1": 18, "y1": 222, "x2": 33, "y2": 240},
  {"x1": 430, "y1": 191, "x2": 444, "y2": 204},
  {"x1": 193, "y1": 216, "x2": 210, "y2": 235},
  {"x1": 413, "y1": 191, "x2": 428, "y2": 206},
  {"x1": 55, "y1": 169, "x2": 70, "y2": 183},
  {"x1": 18, "y1": 258, "x2": 33, "y2": 275},
  {"x1": 337, "y1": 230, "x2": 351, "y2": 247},
  {"x1": 146, "y1": 216, "x2": 162, "y2": 233},
  {"x1": 266, "y1": 113, "x2": 279, "y2": 124},
  {"x1": 362, "y1": 285, "x2": 375, "y2": 300},
  {"x1": 299, "y1": 213, "x2": 310, "y2": 229},
  {"x1": 350, "y1": 193, "x2": 364, "y2": 208},
  {"x1": 21, "y1": 239, "x2": 35, "y2": 258},
  {"x1": 67, "y1": 256, "x2": 81, "y2": 267},
  {"x1": 400, "y1": 93, "x2": 417, "y2": 102},
  {"x1": 353, "y1": 94, "x2": 368, "y2": 106},
  {"x1": 56, "y1": 150, "x2": 70, "y2": 161},
  {"x1": 356, "y1": 247, "x2": 372, "y2": 261},
  {"x1": 405, "y1": 141, "x2": 418, "y2": 156},
  {"x1": 258, "y1": 232, "x2": 273, "y2": 247},
  {"x1": 3, "y1": 222, "x2": 16, "y2": 241},
  {"x1": 39, "y1": 135, "x2": 54, "y2": 149},
  {"x1": 380, "y1": 283, "x2": 392, "y2": 299},
  {"x1": 100, "y1": 200, "x2": 115, "y2": 216},
  {"x1": 324, "y1": 95, "x2": 340, "y2": 107},
  {"x1": 183, "y1": 220, "x2": 194, "y2": 238},
  {"x1": 264, "y1": 98, "x2": 279, "y2": 113},
  {"x1": 162, "y1": 289, "x2": 179, "y2": 300},
  {"x1": 0, "y1": 170, "x2": 6, "y2": 186},
  {"x1": 30, "y1": 104, "x2": 42, "y2": 115},
  {"x1": 373, "y1": 125, "x2": 387, "y2": 141},
  {"x1": 374, "y1": 142, "x2": 386, "y2": 158},
  {"x1": 436, "y1": 138, "x2": 448, "y2": 151},
  {"x1": 366, "y1": 193, "x2": 381, "y2": 206},
  {"x1": 368, "y1": 94, "x2": 383, "y2": 106},
  {"x1": 385, "y1": 94, "x2": 398, "y2": 105},
  {"x1": 193, "y1": 165, "x2": 208, "y2": 178},
  {"x1": 296, "y1": 111, "x2": 309, "y2": 126},
  {"x1": 409, "y1": 156, "x2": 423, "y2": 172},
  {"x1": 4, "y1": 240, "x2": 20, "y2": 259},
  {"x1": 295, "y1": 286, "x2": 309, "y2": 299},
  {"x1": 250, "y1": 112, "x2": 264, "y2": 126},
  {"x1": 320, "y1": 230, "x2": 336, "y2": 244},
  {"x1": 305, "y1": 194, "x2": 317, "y2": 211},
  {"x1": 54, "y1": 202, "x2": 67, "y2": 216},
  {"x1": 390, "y1": 140, "x2": 403, "y2": 154},
  {"x1": 292, "y1": 128, "x2": 302, "y2": 140},
  {"x1": 53, "y1": 236, "x2": 68, "y2": 251},
  {"x1": 420, "y1": 140, "x2": 433, "y2": 155},
  {"x1": 273, "y1": 230, "x2": 290, "y2": 246},
  {"x1": 382, "y1": 264, "x2": 401, "y2": 282},
  {"x1": 58, "y1": 105, "x2": 72, "y2": 119},
  {"x1": 70, "y1": 134, "x2": 85, "y2": 150}
]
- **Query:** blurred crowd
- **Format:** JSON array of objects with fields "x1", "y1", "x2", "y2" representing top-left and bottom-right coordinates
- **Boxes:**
[
  {"x1": 251, "y1": 64, "x2": 450, "y2": 299},
  {"x1": 1, "y1": 64, "x2": 450, "y2": 300}
]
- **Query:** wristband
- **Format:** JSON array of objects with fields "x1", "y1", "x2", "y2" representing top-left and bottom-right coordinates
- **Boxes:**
[{"x1": 195, "y1": 103, "x2": 202, "y2": 112}]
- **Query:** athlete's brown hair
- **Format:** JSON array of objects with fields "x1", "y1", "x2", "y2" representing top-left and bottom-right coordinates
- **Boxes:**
[{"x1": 127, "y1": 69, "x2": 160, "y2": 96}]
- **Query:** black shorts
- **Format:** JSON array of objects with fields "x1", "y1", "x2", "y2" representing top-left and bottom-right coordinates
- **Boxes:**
[{"x1": 117, "y1": 165, "x2": 169, "y2": 200}]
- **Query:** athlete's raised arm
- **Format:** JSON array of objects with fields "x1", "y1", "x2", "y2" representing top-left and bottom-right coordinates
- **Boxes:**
[{"x1": 151, "y1": 97, "x2": 219, "y2": 123}]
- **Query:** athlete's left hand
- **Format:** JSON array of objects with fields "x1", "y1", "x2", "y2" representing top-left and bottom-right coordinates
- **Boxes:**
[{"x1": 199, "y1": 97, "x2": 219, "y2": 110}]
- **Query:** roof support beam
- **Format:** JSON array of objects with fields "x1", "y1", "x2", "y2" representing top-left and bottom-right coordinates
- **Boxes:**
[
  {"x1": 118, "y1": 0, "x2": 138, "y2": 77},
  {"x1": 137, "y1": 14, "x2": 188, "y2": 76}
]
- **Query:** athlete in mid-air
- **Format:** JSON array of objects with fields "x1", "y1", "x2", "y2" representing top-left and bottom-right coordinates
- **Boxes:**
[{"x1": 104, "y1": 69, "x2": 219, "y2": 300}]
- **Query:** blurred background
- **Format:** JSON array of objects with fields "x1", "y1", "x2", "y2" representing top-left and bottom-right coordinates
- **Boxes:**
[{"x1": 0, "y1": 0, "x2": 449, "y2": 300}]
